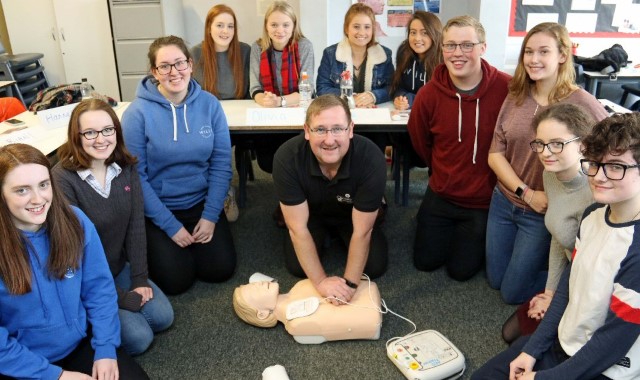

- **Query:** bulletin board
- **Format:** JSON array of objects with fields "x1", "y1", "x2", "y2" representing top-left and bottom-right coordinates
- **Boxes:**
[{"x1": 509, "y1": 0, "x2": 640, "y2": 37}]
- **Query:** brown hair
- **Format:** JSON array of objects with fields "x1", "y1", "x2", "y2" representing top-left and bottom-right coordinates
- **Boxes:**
[
  {"x1": 148, "y1": 35, "x2": 192, "y2": 71},
  {"x1": 582, "y1": 113, "x2": 640, "y2": 164},
  {"x1": 509, "y1": 22, "x2": 577, "y2": 106},
  {"x1": 343, "y1": 3, "x2": 378, "y2": 48},
  {"x1": 305, "y1": 94, "x2": 352, "y2": 126},
  {"x1": 57, "y1": 99, "x2": 137, "y2": 171},
  {"x1": 257, "y1": 1, "x2": 305, "y2": 52},
  {"x1": 532, "y1": 103, "x2": 595, "y2": 139},
  {"x1": 0, "y1": 144, "x2": 83, "y2": 295},
  {"x1": 390, "y1": 11, "x2": 443, "y2": 97},
  {"x1": 443, "y1": 15, "x2": 486, "y2": 43},
  {"x1": 198, "y1": 4, "x2": 245, "y2": 99}
]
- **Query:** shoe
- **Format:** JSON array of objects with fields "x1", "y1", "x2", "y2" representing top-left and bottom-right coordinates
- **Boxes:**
[{"x1": 224, "y1": 187, "x2": 239, "y2": 222}]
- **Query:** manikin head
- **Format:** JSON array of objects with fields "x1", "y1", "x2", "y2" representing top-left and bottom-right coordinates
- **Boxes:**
[{"x1": 233, "y1": 281, "x2": 280, "y2": 328}]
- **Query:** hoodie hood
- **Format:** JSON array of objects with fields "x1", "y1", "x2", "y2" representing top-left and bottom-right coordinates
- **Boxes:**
[
  {"x1": 136, "y1": 76, "x2": 204, "y2": 141},
  {"x1": 429, "y1": 59, "x2": 502, "y2": 164}
]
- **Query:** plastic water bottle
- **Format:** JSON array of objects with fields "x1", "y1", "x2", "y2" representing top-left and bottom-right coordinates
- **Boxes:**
[
  {"x1": 298, "y1": 71, "x2": 312, "y2": 110},
  {"x1": 340, "y1": 71, "x2": 355, "y2": 109},
  {"x1": 80, "y1": 78, "x2": 92, "y2": 100}
]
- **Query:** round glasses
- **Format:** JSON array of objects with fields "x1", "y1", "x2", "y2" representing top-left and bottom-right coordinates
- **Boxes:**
[
  {"x1": 154, "y1": 60, "x2": 190, "y2": 75},
  {"x1": 580, "y1": 159, "x2": 640, "y2": 181},
  {"x1": 529, "y1": 136, "x2": 580, "y2": 154},
  {"x1": 79, "y1": 127, "x2": 116, "y2": 140}
]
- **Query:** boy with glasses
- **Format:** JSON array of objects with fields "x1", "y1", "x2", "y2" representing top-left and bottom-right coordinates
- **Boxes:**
[
  {"x1": 473, "y1": 112, "x2": 640, "y2": 380},
  {"x1": 272, "y1": 94, "x2": 388, "y2": 305},
  {"x1": 407, "y1": 15, "x2": 511, "y2": 281}
]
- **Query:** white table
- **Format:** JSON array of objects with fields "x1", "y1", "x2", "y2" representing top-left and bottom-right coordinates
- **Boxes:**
[
  {"x1": 599, "y1": 98, "x2": 632, "y2": 114},
  {"x1": 584, "y1": 65, "x2": 640, "y2": 98}
]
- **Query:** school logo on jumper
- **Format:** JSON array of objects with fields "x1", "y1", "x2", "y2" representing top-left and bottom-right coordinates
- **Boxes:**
[
  {"x1": 64, "y1": 267, "x2": 75, "y2": 279},
  {"x1": 199, "y1": 125, "x2": 213, "y2": 138},
  {"x1": 337, "y1": 193, "x2": 353, "y2": 204}
]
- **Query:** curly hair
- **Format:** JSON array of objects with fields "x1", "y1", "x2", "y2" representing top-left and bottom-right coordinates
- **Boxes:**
[
  {"x1": 532, "y1": 103, "x2": 595, "y2": 139},
  {"x1": 582, "y1": 113, "x2": 640, "y2": 163}
]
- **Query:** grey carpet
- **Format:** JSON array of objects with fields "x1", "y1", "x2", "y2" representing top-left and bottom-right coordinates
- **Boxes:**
[{"x1": 135, "y1": 156, "x2": 515, "y2": 379}]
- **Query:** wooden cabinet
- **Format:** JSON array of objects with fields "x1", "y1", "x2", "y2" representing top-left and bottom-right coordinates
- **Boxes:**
[
  {"x1": 109, "y1": 0, "x2": 184, "y2": 101},
  {"x1": 1, "y1": 0, "x2": 120, "y2": 100}
]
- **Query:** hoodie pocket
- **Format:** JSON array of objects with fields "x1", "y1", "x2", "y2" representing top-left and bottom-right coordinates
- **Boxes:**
[
  {"x1": 160, "y1": 174, "x2": 207, "y2": 199},
  {"x1": 16, "y1": 320, "x2": 85, "y2": 357}
]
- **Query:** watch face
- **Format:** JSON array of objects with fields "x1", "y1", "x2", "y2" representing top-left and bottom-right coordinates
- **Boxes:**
[{"x1": 515, "y1": 187, "x2": 524, "y2": 198}]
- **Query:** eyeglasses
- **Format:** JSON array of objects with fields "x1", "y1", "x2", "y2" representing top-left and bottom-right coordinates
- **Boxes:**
[
  {"x1": 442, "y1": 42, "x2": 482, "y2": 53},
  {"x1": 529, "y1": 136, "x2": 580, "y2": 154},
  {"x1": 79, "y1": 127, "x2": 116, "y2": 140},
  {"x1": 580, "y1": 159, "x2": 640, "y2": 181},
  {"x1": 154, "y1": 60, "x2": 190, "y2": 75},
  {"x1": 308, "y1": 127, "x2": 350, "y2": 136}
]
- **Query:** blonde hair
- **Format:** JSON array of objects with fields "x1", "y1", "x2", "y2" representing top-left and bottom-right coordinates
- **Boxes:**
[
  {"x1": 232, "y1": 286, "x2": 278, "y2": 328},
  {"x1": 343, "y1": 3, "x2": 378, "y2": 48},
  {"x1": 509, "y1": 22, "x2": 577, "y2": 106},
  {"x1": 443, "y1": 15, "x2": 486, "y2": 43},
  {"x1": 257, "y1": 1, "x2": 305, "y2": 51}
]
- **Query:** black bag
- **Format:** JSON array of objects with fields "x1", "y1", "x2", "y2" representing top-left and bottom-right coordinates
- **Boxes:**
[{"x1": 574, "y1": 44, "x2": 629, "y2": 74}]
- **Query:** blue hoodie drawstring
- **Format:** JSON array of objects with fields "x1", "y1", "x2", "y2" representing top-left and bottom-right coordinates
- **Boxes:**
[{"x1": 170, "y1": 103, "x2": 190, "y2": 141}]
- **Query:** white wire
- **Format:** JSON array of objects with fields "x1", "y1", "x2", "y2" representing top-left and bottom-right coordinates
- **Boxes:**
[{"x1": 320, "y1": 273, "x2": 418, "y2": 348}]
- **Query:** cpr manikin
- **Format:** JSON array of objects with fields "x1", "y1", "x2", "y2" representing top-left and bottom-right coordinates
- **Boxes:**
[{"x1": 233, "y1": 279, "x2": 382, "y2": 344}]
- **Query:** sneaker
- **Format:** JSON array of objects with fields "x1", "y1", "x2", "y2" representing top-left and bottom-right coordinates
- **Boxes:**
[{"x1": 224, "y1": 187, "x2": 239, "y2": 222}]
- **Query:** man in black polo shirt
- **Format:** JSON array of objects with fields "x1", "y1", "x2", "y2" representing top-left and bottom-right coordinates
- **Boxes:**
[{"x1": 273, "y1": 94, "x2": 388, "y2": 305}]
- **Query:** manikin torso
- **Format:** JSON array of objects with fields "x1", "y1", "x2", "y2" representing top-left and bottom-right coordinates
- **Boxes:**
[{"x1": 273, "y1": 279, "x2": 382, "y2": 344}]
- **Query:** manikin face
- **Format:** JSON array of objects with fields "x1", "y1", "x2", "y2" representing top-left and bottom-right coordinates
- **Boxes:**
[
  {"x1": 240, "y1": 281, "x2": 279, "y2": 319},
  {"x1": 79, "y1": 110, "x2": 117, "y2": 165},
  {"x1": 523, "y1": 32, "x2": 566, "y2": 85},
  {"x1": 442, "y1": 26, "x2": 486, "y2": 86},
  {"x1": 2, "y1": 163, "x2": 52, "y2": 232},
  {"x1": 210, "y1": 12, "x2": 235, "y2": 52},
  {"x1": 304, "y1": 106, "x2": 354, "y2": 171},
  {"x1": 266, "y1": 11, "x2": 294, "y2": 50},
  {"x1": 347, "y1": 14, "x2": 373, "y2": 49},
  {"x1": 534, "y1": 119, "x2": 582, "y2": 181},
  {"x1": 152, "y1": 44, "x2": 192, "y2": 101},
  {"x1": 408, "y1": 19, "x2": 432, "y2": 58},
  {"x1": 588, "y1": 150, "x2": 640, "y2": 208}
]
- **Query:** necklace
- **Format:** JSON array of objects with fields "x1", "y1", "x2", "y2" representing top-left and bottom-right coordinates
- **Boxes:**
[
  {"x1": 534, "y1": 104, "x2": 539, "y2": 116},
  {"x1": 609, "y1": 206, "x2": 640, "y2": 223}
]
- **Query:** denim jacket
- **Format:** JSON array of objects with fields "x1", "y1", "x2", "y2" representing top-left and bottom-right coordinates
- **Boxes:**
[{"x1": 316, "y1": 38, "x2": 394, "y2": 104}]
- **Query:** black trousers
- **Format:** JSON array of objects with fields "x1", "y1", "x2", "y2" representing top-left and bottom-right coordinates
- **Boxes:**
[
  {"x1": 283, "y1": 216, "x2": 388, "y2": 279},
  {"x1": 146, "y1": 202, "x2": 237, "y2": 295},
  {"x1": 413, "y1": 187, "x2": 488, "y2": 281},
  {"x1": 0, "y1": 335, "x2": 148, "y2": 379}
]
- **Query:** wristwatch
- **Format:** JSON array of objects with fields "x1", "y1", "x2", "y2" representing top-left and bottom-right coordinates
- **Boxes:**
[
  {"x1": 515, "y1": 184, "x2": 527, "y2": 199},
  {"x1": 280, "y1": 96, "x2": 286, "y2": 108}
]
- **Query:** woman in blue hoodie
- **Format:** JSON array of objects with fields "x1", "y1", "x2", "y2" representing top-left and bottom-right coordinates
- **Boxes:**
[
  {"x1": 0, "y1": 143, "x2": 148, "y2": 379},
  {"x1": 122, "y1": 35, "x2": 236, "y2": 296}
]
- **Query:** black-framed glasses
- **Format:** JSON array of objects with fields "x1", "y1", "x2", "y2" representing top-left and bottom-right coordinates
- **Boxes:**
[
  {"x1": 529, "y1": 136, "x2": 580, "y2": 154},
  {"x1": 442, "y1": 42, "x2": 483, "y2": 53},
  {"x1": 154, "y1": 60, "x2": 190, "y2": 75},
  {"x1": 580, "y1": 159, "x2": 640, "y2": 181},
  {"x1": 79, "y1": 127, "x2": 116, "y2": 140},
  {"x1": 308, "y1": 127, "x2": 350, "y2": 136}
]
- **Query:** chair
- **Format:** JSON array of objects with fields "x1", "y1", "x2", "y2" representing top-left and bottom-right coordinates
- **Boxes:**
[
  {"x1": 619, "y1": 83, "x2": 640, "y2": 111},
  {"x1": 0, "y1": 41, "x2": 49, "y2": 108}
]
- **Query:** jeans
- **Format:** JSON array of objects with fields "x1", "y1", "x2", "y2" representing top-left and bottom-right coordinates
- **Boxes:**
[
  {"x1": 414, "y1": 187, "x2": 488, "y2": 281},
  {"x1": 115, "y1": 264, "x2": 174, "y2": 356},
  {"x1": 486, "y1": 187, "x2": 550, "y2": 304}
]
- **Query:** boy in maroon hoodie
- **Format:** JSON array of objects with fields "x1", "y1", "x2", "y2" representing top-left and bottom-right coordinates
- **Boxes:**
[{"x1": 407, "y1": 15, "x2": 510, "y2": 281}]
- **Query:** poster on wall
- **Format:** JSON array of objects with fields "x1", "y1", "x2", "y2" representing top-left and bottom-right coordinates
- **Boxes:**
[
  {"x1": 510, "y1": 0, "x2": 640, "y2": 36},
  {"x1": 352, "y1": 0, "x2": 440, "y2": 38}
]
